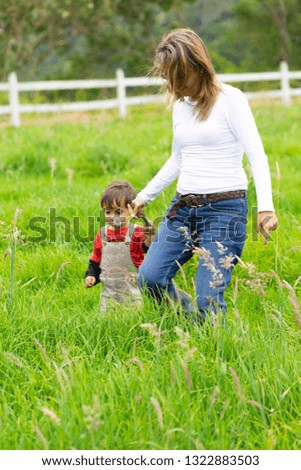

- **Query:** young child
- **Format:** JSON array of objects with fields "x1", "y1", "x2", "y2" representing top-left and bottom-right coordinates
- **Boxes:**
[{"x1": 85, "y1": 181, "x2": 154, "y2": 312}]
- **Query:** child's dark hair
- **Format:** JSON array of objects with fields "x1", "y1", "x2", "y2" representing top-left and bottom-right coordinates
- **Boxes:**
[{"x1": 100, "y1": 181, "x2": 136, "y2": 209}]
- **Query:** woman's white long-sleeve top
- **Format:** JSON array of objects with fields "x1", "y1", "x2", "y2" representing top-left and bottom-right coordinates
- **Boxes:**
[{"x1": 137, "y1": 83, "x2": 274, "y2": 212}]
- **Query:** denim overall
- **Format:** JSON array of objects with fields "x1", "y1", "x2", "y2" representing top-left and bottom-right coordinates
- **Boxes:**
[{"x1": 99, "y1": 223, "x2": 142, "y2": 312}]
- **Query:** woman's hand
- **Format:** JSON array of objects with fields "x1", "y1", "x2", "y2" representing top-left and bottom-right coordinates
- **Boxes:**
[
  {"x1": 128, "y1": 197, "x2": 145, "y2": 218},
  {"x1": 257, "y1": 211, "x2": 278, "y2": 246}
]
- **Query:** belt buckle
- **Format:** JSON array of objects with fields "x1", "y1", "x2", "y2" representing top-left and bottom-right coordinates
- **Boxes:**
[
  {"x1": 198, "y1": 195, "x2": 204, "y2": 207},
  {"x1": 190, "y1": 194, "x2": 203, "y2": 208},
  {"x1": 187, "y1": 194, "x2": 197, "y2": 208}
]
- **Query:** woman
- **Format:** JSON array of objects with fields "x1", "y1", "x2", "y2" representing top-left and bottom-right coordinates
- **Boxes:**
[{"x1": 130, "y1": 28, "x2": 278, "y2": 319}]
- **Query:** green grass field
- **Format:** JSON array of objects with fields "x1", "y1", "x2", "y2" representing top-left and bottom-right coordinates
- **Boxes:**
[{"x1": 0, "y1": 102, "x2": 301, "y2": 450}]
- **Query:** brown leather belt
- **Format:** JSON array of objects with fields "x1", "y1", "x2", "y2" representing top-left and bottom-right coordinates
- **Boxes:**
[{"x1": 167, "y1": 190, "x2": 246, "y2": 219}]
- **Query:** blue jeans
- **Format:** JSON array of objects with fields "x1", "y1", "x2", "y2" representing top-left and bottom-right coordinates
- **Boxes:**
[{"x1": 138, "y1": 193, "x2": 248, "y2": 319}]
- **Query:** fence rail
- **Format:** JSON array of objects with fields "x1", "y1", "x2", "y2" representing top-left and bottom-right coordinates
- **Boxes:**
[{"x1": 0, "y1": 61, "x2": 300, "y2": 127}]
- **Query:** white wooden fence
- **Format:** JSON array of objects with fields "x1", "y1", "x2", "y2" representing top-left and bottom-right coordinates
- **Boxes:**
[{"x1": 0, "y1": 61, "x2": 300, "y2": 127}]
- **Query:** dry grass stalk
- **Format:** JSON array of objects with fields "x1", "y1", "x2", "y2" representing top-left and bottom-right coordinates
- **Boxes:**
[
  {"x1": 183, "y1": 347, "x2": 198, "y2": 361},
  {"x1": 210, "y1": 386, "x2": 220, "y2": 406},
  {"x1": 141, "y1": 323, "x2": 167, "y2": 345},
  {"x1": 141, "y1": 323, "x2": 158, "y2": 334},
  {"x1": 171, "y1": 279, "x2": 182, "y2": 306},
  {"x1": 270, "y1": 314, "x2": 281, "y2": 325},
  {"x1": 13, "y1": 208, "x2": 22, "y2": 227},
  {"x1": 275, "y1": 161, "x2": 281, "y2": 181},
  {"x1": 219, "y1": 253, "x2": 235, "y2": 270},
  {"x1": 3, "y1": 352, "x2": 24, "y2": 368},
  {"x1": 164, "y1": 291, "x2": 178, "y2": 315},
  {"x1": 245, "y1": 400, "x2": 264, "y2": 410},
  {"x1": 237, "y1": 257, "x2": 268, "y2": 296},
  {"x1": 48, "y1": 158, "x2": 56, "y2": 177},
  {"x1": 280, "y1": 388, "x2": 291, "y2": 400},
  {"x1": 62, "y1": 347, "x2": 74, "y2": 381},
  {"x1": 271, "y1": 270, "x2": 283, "y2": 288},
  {"x1": 132, "y1": 338, "x2": 137, "y2": 356},
  {"x1": 220, "y1": 398, "x2": 230, "y2": 420},
  {"x1": 287, "y1": 246, "x2": 301, "y2": 252},
  {"x1": 126, "y1": 357, "x2": 145, "y2": 373},
  {"x1": 233, "y1": 276, "x2": 239, "y2": 303},
  {"x1": 56, "y1": 262, "x2": 73, "y2": 280},
  {"x1": 195, "y1": 246, "x2": 233, "y2": 290},
  {"x1": 166, "y1": 428, "x2": 185, "y2": 435},
  {"x1": 271, "y1": 308, "x2": 286, "y2": 326},
  {"x1": 34, "y1": 425, "x2": 48, "y2": 449},
  {"x1": 0, "y1": 210, "x2": 24, "y2": 245},
  {"x1": 192, "y1": 438, "x2": 205, "y2": 450},
  {"x1": 267, "y1": 429, "x2": 277, "y2": 449},
  {"x1": 294, "y1": 276, "x2": 301, "y2": 287},
  {"x1": 211, "y1": 310, "x2": 217, "y2": 328},
  {"x1": 288, "y1": 295, "x2": 301, "y2": 330},
  {"x1": 282, "y1": 281, "x2": 301, "y2": 330},
  {"x1": 215, "y1": 241, "x2": 228, "y2": 255},
  {"x1": 41, "y1": 407, "x2": 61, "y2": 425},
  {"x1": 135, "y1": 394, "x2": 141, "y2": 405},
  {"x1": 177, "y1": 225, "x2": 191, "y2": 240},
  {"x1": 290, "y1": 214, "x2": 301, "y2": 231},
  {"x1": 19, "y1": 277, "x2": 36, "y2": 290},
  {"x1": 180, "y1": 358, "x2": 193, "y2": 390},
  {"x1": 174, "y1": 326, "x2": 190, "y2": 349},
  {"x1": 66, "y1": 168, "x2": 73, "y2": 186},
  {"x1": 170, "y1": 361, "x2": 176, "y2": 386},
  {"x1": 53, "y1": 360, "x2": 70, "y2": 392},
  {"x1": 150, "y1": 397, "x2": 164, "y2": 429},
  {"x1": 282, "y1": 280, "x2": 294, "y2": 294},
  {"x1": 83, "y1": 396, "x2": 103, "y2": 431},
  {"x1": 5, "y1": 247, "x2": 12, "y2": 257},
  {"x1": 229, "y1": 366, "x2": 242, "y2": 397},
  {"x1": 233, "y1": 308, "x2": 241, "y2": 323},
  {"x1": 191, "y1": 277, "x2": 196, "y2": 292},
  {"x1": 175, "y1": 260, "x2": 188, "y2": 289},
  {"x1": 34, "y1": 338, "x2": 50, "y2": 364},
  {"x1": 194, "y1": 247, "x2": 215, "y2": 270}
]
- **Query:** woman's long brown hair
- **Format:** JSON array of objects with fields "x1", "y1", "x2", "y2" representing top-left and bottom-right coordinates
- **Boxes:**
[{"x1": 152, "y1": 28, "x2": 221, "y2": 121}]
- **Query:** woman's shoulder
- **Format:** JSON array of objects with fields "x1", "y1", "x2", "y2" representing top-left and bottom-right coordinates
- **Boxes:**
[
  {"x1": 173, "y1": 98, "x2": 186, "y2": 110},
  {"x1": 219, "y1": 83, "x2": 247, "y2": 102},
  {"x1": 218, "y1": 83, "x2": 249, "y2": 115},
  {"x1": 172, "y1": 98, "x2": 194, "y2": 117}
]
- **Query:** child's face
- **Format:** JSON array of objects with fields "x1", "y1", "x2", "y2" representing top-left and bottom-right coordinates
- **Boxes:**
[{"x1": 103, "y1": 203, "x2": 131, "y2": 229}]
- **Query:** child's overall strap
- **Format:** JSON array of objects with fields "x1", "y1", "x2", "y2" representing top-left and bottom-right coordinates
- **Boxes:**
[
  {"x1": 100, "y1": 224, "x2": 136, "y2": 242},
  {"x1": 128, "y1": 223, "x2": 136, "y2": 239},
  {"x1": 101, "y1": 226, "x2": 107, "y2": 242}
]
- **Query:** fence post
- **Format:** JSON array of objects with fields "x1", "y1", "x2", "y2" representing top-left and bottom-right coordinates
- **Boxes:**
[
  {"x1": 280, "y1": 61, "x2": 291, "y2": 106},
  {"x1": 8, "y1": 72, "x2": 21, "y2": 127},
  {"x1": 116, "y1": 68, "x2": 126, "y2": 118}
]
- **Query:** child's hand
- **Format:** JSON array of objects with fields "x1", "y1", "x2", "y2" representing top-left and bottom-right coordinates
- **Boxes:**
[
  {"x1": 85, "y1": 276, "x2": 96, "y2": 288},
  {"x1": 141, "y1": 220, "x2": 156, "y2": 247},
  {"x1": 141, "y1": 220, "x2": 156, "y2": 236}
]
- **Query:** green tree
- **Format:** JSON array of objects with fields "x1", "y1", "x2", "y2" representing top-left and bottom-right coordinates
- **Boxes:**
[
  {"x1": 161, "y1": 0, "x2": 239, "y2": 72},
  {"x1": 228, "y1": 0, "x2": 301, "y2": 70},
  {"x1": 0, "y1": 0, "x2": 189, "y2": 80}
]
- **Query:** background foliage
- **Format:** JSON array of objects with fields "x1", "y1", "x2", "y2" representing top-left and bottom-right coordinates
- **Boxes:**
[{"x1": 0, "y1": 0, "x2": 301, "y2": 81}]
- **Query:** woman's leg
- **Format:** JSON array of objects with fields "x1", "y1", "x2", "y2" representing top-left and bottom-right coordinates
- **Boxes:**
[
  {"x1": 138, "y1": 204, "x2": 193, "y2": 310},
  {"x1": 194, "y1": 197, "x2": 248, "y2": 319}
]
